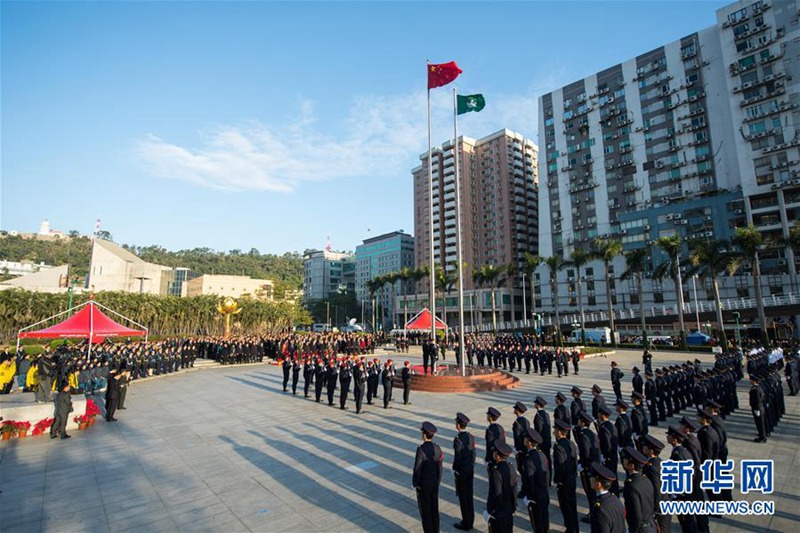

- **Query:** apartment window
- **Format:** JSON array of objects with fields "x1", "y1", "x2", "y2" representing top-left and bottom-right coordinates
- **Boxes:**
[
  {"x1": 734, "y1": 22, "x2": 750, "y2": 37},
  {"x1": 729, "y1": 7, "x2": 748, "y2": 24}
]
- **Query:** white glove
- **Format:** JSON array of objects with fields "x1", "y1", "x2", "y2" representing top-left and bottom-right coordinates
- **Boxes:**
[
  {"x1": 578, "y1": 464, "x2": 583, "y2": 473},
  {"x1": 482, "y1": 510, "x2": 492, "y2": 523},
  {"x1": 754, "y1": 410, "x2": 760, "y2": 416},
  {"x1": 522, "y1": 497, "x2": 530, "y2": 506}
]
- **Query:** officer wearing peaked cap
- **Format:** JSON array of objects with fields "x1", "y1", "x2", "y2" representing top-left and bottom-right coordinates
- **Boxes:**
[
  {"x1": 512, "y1": 402, "x2": 531, "y2": 475},
  {"x1": 485, "y1": 407, "x2": 506, "y2": 466},
  {"x1": 641, "y1": 434, "x2": 671, "y2": 533},
  {"x1": 591, "y1": 384, "x2": 608, "y2": 420},
  {"x1": 570, "y1": 386, "x2": 586, "y2": 428},
  {"x1": 554, "y1": 392, "x2": 571, "y2": 440},
  {"x1": 521, "y1": 428, "x2": 549, "y2": 533},
  {"x1": 589, "y1": 462, "x2": 626, "y2": 533},
  {"x1": 621, "y1": 447, "x2": 657, "y2": 533},
  {"x1": 533, "y1": 396, "x2": 553, "y2": 485},
  {"x1": 486, "y1": 440, "x2": 518, "y2": 533},
  {"x1": 453, "y1": 413, "x2": 476, "y2": 531},
  {"x1": 413, "y1": 421, "x2": 443, "y2": 533},
  {"x1": 553, "y1": 419, "x2": 579, "y2": 533}
]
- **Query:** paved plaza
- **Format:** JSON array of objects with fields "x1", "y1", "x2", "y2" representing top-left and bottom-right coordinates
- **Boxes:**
[{"x1": 1, "y1": 347, "x2": 799, "y2": 532}]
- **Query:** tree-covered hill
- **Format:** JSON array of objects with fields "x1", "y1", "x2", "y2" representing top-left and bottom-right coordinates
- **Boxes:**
[{"x1": 0, "y1": 234, "x2": 303, "y2": 288}]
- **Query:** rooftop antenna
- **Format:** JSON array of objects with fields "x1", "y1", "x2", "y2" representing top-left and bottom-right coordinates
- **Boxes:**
[
  {"x1": 93, "y1": 218, "x2": 101, "y2": 240},
  {"x1": 325, "y1": 235, "x2": 332, "y2": 252}
]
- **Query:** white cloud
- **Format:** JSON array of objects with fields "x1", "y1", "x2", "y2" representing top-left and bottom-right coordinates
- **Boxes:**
[{"x1": 135, "y1": 86, "x2": 554, "y2": 193}]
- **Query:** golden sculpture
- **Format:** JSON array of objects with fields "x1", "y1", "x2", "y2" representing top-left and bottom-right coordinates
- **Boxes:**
[{"x1": 216, "y1": 297, "x2": 241, "y2": 338}]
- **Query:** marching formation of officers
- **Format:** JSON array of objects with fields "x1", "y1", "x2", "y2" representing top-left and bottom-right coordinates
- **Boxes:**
[
  {"x1": 746, "y1": 347, "x2": 791, "y2": 443},
  {"x1": 466, "y1": 334, "x2": 582, "y2": 377},
  {"x1": 279, "y1": 355, "x2": 414, "y2": 414},
  {"x1": 409, "y1": 348, "x2": 768, "y2": 533}
]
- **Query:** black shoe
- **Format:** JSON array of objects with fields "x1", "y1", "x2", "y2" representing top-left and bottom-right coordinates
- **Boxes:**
[
  {"x1": 454, "y1": 523, "x2": 472, "y2": 531},
  {"x1": 118, "y1": 407, "x2": 126, "y2": 410},
  {"x1": 61, "y1": 435, "x2": 71, "y2": 439},
  {"x1": 109, "y1": 418, "x2": 118, "y2": 422},
  {"x1": 50, "y1": 435, "x2": 57, "y2": 439}
]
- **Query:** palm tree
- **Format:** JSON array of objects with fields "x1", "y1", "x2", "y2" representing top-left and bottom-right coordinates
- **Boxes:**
[
  {"x1": 730, "y1": 225, "x2": 768, "y2": 344},
  {"x1": 564, "y1": 248, "x2": 590, "y2": 344},
  {"x1": 685, "y1": 238, "x2": 735, "y2": 349},
  {"x1": 592, "y1": 238, "x2": 623, "y2": 346},
  {"x1": 621, "y1": 247, "x2": 649, "y2": 346},
  {"x1": 366, "y1": 276, "x2": 384, "y2": 332},
  {"x1": 435, "y1": 265, "x2": 458, "y2": 329},
  {"x1": 775, "y1": 220, "x2": 800, "y2": 294},
  {"x1": 654, "y1": 235, "x2": 687, "y2": 349},
  {"x1": 472, "y1": 264, "x2": 507, "y2": 332},
  {"x1": 398, "y1": 266, "x2": 415, "y2": 332},
  {"x1": 382, "y1": 272, "x2": 400, "y2": 330},
  {"x1": 523, "y1": 253, "x2": 544, "y2": 326},
  {"x1": 544, "y1": 255, "x2": 566, "y2": 346},
  {"x1": 505, "y1": 262, "x2": 518, "y2": 322}
]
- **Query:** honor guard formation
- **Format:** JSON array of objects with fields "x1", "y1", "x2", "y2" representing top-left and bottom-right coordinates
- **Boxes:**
[{"x1": 409, "y1": 337, "x2": 799, "y2": 532}]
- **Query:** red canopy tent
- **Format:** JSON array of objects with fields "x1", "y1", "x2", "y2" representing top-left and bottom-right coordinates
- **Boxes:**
[
  {"x1": 17, "y1": 298, "x2": 148, "y2": 356},
  {"x1": 404, "y1": 308, "x2": 448, "y2": 330}
]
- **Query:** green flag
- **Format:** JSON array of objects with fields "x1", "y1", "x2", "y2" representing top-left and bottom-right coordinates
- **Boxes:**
[{"x1": 457, "y1": 93, "x2": 485, "y2": 115}]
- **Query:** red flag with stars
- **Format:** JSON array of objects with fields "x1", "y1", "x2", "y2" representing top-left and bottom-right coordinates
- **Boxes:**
[{"x1": 428, "y1": 61, "x2": 462, "y2": 89}]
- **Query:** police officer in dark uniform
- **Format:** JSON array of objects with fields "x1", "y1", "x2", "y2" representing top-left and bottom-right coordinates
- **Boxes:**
[
  {"x1": 621, "y1": 447, "x2": 656, "y2": 533},
  {"x1": 632, "y1": 366, "x2": 644, "y2": 395},
  {"x1": 591, "y1": 384, "x2": 608, "y2": 420},
  {"x1": 750, "y1": 375, "x2": 767, "y2": 442},
  {"x1": 641, "y1": 435, "x2": 671, "y2": 533},
  {"x1": 597, "y1": 405, "x2": 620, "y2": 496},
  {"x1": 533, "y1": 396, "x2": 552, "y2": 484},
  {"x1": 615, "y1": 399, "x2": 634, "y2": 452},
  {"x1": 520, "y1": 428, "x2": 549, "y2": 533},
  {"x1": 353, "y1": 361, "x2": 367, "y2": 414},
  {"x1": 413, "y1": 421, "x2": 444, "y2": 533},
  {"x1": 401, "y1": 361, "x2": 413, "y2": 405},
  {"x1": 631, "y1": 392, "x2": 649, "y2": 448},
  {"x1": 589, "y1": 462, "x2": 626, "y2": 533},
  {"x1": 486, "y1": 441, "x2": 518, "y2": 533},
  {"x1": 576, "y1": 411, "x2": 601, "y2": 523},
  {"x1": 570, "y1": 386, "x2": 586, "y2": 428},
  {"x1": 554, "y1": 392, "x2": 571, "y2": 441},
  {"x1": 512, "y1": 401, "x2": 531, "y2": 475},
  {"x1": 325, "y1": 360, "x2": 338, "y2": 406},
  {"x1": 553, "y1": 419, "x2": 579, "y2": 533},
  {"x1": 611, "y1": 361, "x2": 625, "y2": 401},
  {"x1": 314, "y1": 358, "x2": 326, "y2": 403},
  {"x1": 281, "y1": 355, "x2": 291, "y2": 392},
  {"x1": 644, "y1": 371, "x2": 658, "y2": 426},
  {"x1": 485, "y1": 407, "x2": 505, "y2": 466},
  {"x1": 453, "y1": 413, "x2": 476, "y2": 531}
]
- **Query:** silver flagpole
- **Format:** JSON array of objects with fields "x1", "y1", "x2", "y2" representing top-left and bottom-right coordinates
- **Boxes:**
[
  {"x1": 427, "y1": 62, "x2": 437, "y2": 348},
  {"x1": 453, "y1": 89, "x2": 467, "y2": 377}
]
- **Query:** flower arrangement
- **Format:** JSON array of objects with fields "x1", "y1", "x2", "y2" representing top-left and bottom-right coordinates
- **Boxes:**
[
  {"x1": 1, "y1": 420, "x2": 18, "y2": 436},
  {"x1": 85, "y1": 399, "x2": 100, "y2": 418},
  {"x1": 73, "y1": 414, "x2": 91, "y2": 425},
  {"x1": 31, "y1": 418, "x2": 54, "y2": 436},
  {"x1": 14, "y1": 421, "x2": 31, "y2": 437}
]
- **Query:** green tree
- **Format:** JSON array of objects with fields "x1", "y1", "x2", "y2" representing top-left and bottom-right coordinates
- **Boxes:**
[
  {"x1": 654, "y1": 235, "x2": 688, "y2": 349},
  {"x1": 775, "y1": 220, "x2": 800, "y2": 294},
  {"x1": 621, "y1": 247, "x2": 649, "y2": 346},
  {"x1": 730, "y1": 225, "x2": 768, "y2": 344},
  {"x1": 365, "y1": 276, "x2": 384, "y2": 332},
  {"x1": 382, "y1": 272, "x2": 400, "y2": 329},
  {"x1": 544, "y1": 255, "x2": 566, "y2": 346},
  {"x1": 435, "y1": 264, "x2": 458, "y2": 329},
  {"x1": 564, "y1": 248, "x2": 590, "y2": 345},
  {"x1": 685, "y1": 238, "x2": 735, "y2": 348},
  {"x1": 591, "y1": 238, "x2": 623, "y2": 346},
  {"x1": 472, "y1": 264, "x2": 507, "y2": 332},
  {"x1": 522, "y1": 253, "x2": 544, "y2": 324}
]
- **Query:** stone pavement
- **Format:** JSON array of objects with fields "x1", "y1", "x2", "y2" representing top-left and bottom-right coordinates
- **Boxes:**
[{"x1": 1, "y1": 347, "x2": 798, "y2": 532}]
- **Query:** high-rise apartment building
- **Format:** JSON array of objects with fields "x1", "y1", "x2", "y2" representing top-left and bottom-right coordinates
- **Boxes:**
[
  {"x1": 717, "y1": 0, "x2": 800, "y2": 283},
  {"x1": 302, "y1": 249, "x2": 355, "y2": 302},
  {"x1": 354, "y1": 230, "x2": 415, "y2": 329},
  {"x1": 537, "y1": 0, "x2": 798, "y2": 320},
  {"x1": 411, "y1": 129, "x2": 538, "y2": 323}
]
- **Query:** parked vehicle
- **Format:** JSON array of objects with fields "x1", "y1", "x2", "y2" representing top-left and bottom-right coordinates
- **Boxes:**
[{"x1": 568, "y1": 327, "x2": 619, "y2": 345}]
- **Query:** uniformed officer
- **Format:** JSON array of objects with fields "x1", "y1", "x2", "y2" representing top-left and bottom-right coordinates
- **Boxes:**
[
  {"x1": 644, "y1": 371, "x2": 658, "y2": 426},
  {"x1": 353, "y1": 361, "x2": 367, "y2": 414},
  {"x1": 325, "y1": 360, "x2": 338, "y2": 406},
  {"x1": 521, "y1": 428, "x2": 549, "y2": 533},
  {"x1": 570, "y1": 386, "x2": 586, "y2": 428},
  {"x1": 576, "y1": 411, "x2": 601, "y2": 523},
  {"x1": 597, "y1": 405, "x2": 620, "y2": 496},
  {"x1": 631, "y1": 392, "x2": 649, "y2": 449},
  {"x1": 615, "y1": 399, "x2": 634, "y2": 452},
  {"x1": 591, "y1": 384, "x2": 608, "y2": 420},
  {"x1": 641, "y1": 435, "x2": 671, "y2": 533},
  {"x1": 486, "y1": 440, "x2": 518, "y2": 533},
  {"x1": 281, "y1": 355, "x2": 291, "y2": 392},
  {"x1": 554, "y1": 392, "x2": 571, "y2": 440},
  {"x1": 413, "y1": 421, "x2": 444, "y2": 533},
  {"x1": 485, "y1": 407, "x2": 505, "y2": 466},
  {"x1": 511, "y1": 401, "x2": 531, "y2": 474},
  {"x1": 621, "y1": 447, "x2": 656, "y2": 533},
  {"x1": 610, "y1": 361, "x2": 625, "y2": 401},
  {"x1": 632, "y1": 366, "x2": 644, "y2": 395},
  {"x1": 553, "y1": 419, "x2": 579, "y2": 533},
  {"x1": 589, "y1": 462, "x2": 626, "y2": 533},
  {"x1": 533, "y1": 396, "x2": 552, "y2": 484},
  {"x1": 453, "y1": 413, "x2": 476, "y2": 531},
  {"x1": 402, "y1": 361, "x2": 414, "y2": 405}
]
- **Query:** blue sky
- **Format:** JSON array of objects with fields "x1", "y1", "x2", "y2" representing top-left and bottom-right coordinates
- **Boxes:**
[{"x1": 1, "y1": 1, "x2": 729, "y2": 256}]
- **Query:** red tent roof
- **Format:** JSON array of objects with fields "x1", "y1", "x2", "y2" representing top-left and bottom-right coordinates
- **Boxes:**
[
  {"x1": 19, "y1": 301, "x2": 146, "y2": 339},
  {"x1": 404, "y1": 308, "x2": 448, "y2": 330}
]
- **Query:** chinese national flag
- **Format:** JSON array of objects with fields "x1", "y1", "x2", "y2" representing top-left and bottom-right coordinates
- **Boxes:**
[{"x1": 428, "y1": 61, "x2": 462, "y2": 89}]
